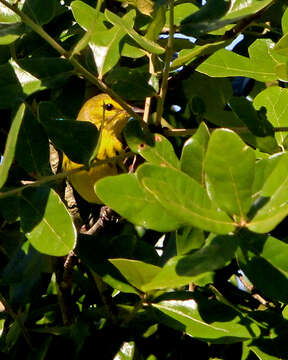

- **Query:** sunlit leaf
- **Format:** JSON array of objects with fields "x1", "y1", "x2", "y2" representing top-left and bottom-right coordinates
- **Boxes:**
[
  {"x1": 0, "y1": 103, "x2": 25, "y2": 189},
  {"x1": 137, "y1": 164, "x2": 235, "y2": 234},
  {"x1": 20, "y1": 187, "x2": 76, "y2": 256}
]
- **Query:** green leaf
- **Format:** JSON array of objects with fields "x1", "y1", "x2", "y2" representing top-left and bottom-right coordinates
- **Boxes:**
[
  {"x1": 88, "y1": 11, "x2": 141, "y2": 78},
  {"x1": 253, "y1": 86, "x2": 288, "y2": 147},
  {"x1": 181, "y1": 0, "x2": 274, "y2": 35},
  {"x1": 143, "y1": 234, "x2": 237, "y2": 291},
  {"x1": 105, "y1": 9, "x2": 165, "y2": 55},
  {"x1": 114, "y1": 342, "x2": 136, "y2": 360},
  {"x1": 252, "y1": 153, "x2": 284, "y2": 197},
  {"x1": 0, "y1": 1, "x2": 21, "y2": 22},
  {"x1": 168, "y1": 3, "x2": 198, "y2": 27},
  {"x1": 0, "y1": 22, "x2": 25, "y2": 45},
  {"x1": 22, "y1": 0, "x2": 56, "y2": 25},
  {"x1": 125, "y1": 122, "x2": 179, "y2": 168},
  {"x1": 0, "y1": 62, "x2": 23, "y2": 107},
  {"x1": 76, "y1": 231, "x2": 159, "y2": 294},
  {"x1": 95, "y1": 173, "x2": 181, "y2": 232},
  {"x1": 105, "y1": 67, "x2": 155, "y2": 100},
  {"x1": 137, "y1": 164, "x2": 235, "y2": 234},
  {"x1": 180, "y1": 122, "x2": 210, "y2": 185},
  {"x1": 15, "y1": 106, "x2": 50, "y2": 176},
  {"x1": 152, "y1": 297, "x2": 256, "y2": 343},
  {"x1": 17, "y1": 57, "x2": 74, "y2": 90},
  {"x1": 248, "y1": 153, "x2": 288, "y2": 233},
  {"x1": 281, "y1": 7, "x2": 288, "y2": 34},
  {"x1": 205, "y1": 129, "x2": 255, "y2": 220},
  {"x1": 176, "y1": 226, "x2": 204, "y2": 256},
  {"x1": 197, "y1": 39, "x2": 279, "y2": 82},
  {"x1": 229, "y1": 97, "x2": 274, "y2": 137},
  {"x1": 171, "y1": 40, "x2": 228, "y2": 71},
  {"x1": 0, "y1": 103, "x2": 25, "y2": 189},
  {"x1": 20, "y1": 187, "x2": 76, "y2": 256},
  {"x1": 109, "y1": 258, "x2": 161, "y2": 291},
  {"x1": 237, "y1": 231, "x2": 288, "y2": 303},
  {"x1": 38, "y1": 101, "x2": 99, "y2": 166},
  {"x1": 71, "y1": 0, "x2": 106, "y2": 31},
  {"x1": 2, "y1": 242, "x2": 52, "y2": 303},
  {"x1": 146, "y1": 5, "x2": 166, "y2": 41},
  {"x1": 182, "y1": 72, "x2": 242, "y2": 127}
]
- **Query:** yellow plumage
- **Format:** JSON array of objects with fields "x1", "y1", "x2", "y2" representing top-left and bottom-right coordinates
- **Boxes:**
[{"x1": 62, "y1": 93, "x2": 131, "y2": 203}]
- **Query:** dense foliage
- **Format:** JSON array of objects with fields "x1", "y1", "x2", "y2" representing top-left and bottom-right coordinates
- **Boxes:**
[{"x1": 1, "y1": 0, "x2": 288, "y2": 358}]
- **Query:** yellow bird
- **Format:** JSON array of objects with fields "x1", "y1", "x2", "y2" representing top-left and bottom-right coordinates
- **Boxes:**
[{"x1": 62, "y1": 93, "x2": 136, "y2": 204}]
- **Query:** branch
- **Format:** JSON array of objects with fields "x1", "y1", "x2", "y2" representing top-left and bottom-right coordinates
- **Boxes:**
[
  {"x1": 0, "y1": 0, "x2": 142, "y2": 121},
  {"x1": 0, "y1": 151, "x2": 135, "y2": 200}
]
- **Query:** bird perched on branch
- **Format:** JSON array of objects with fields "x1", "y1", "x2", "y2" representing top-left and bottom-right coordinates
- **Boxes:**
[{"x1": 62, "y1": 93, "x2": 140, "y2": 204}]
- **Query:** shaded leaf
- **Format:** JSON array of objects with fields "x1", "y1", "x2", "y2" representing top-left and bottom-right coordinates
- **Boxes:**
[
  {"x1": 142, "y1": 234, "x2": 237, "y2": 291},
  {"x1": 0, "y1": 22, "x2": 25, "y2": 45},
  {"x1": 237, "y1": 231, "x2": 288, "y2": 303},
  {"x1": 15, "y1": 106, "x2": 50, "y2": 176},
  {"x1": 22, "y1": 0, "x2": 56, "y2": 25},
  {"x1": 0, "y1": 62, "x2": 23, "y2": 108},
  {"x1": 254, "y1": 86, "x2": 288, "y2": 147},
  {"x1": 248, "y1": 153, "x2": 288, "y2": 233},
  {"x1": 38, "y1": 101, "x2": 99, "y2": 166},
  {"x1": 229, "y1": 97, "x2": 274, "y2": 137},
  {"x1": 181, "y1": 0, "x2": 274, "y2": 35}
]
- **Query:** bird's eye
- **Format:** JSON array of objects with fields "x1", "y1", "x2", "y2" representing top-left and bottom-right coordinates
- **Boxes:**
[{"x1": 104, "y1": 103, "x2": 114, "y2": 111}]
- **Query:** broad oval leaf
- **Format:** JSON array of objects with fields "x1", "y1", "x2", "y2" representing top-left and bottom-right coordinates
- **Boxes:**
[
  {"x1": 153, "y1": 298, "x2": 257, "y2": 343},
  {"x1": 142, "y1": 234, "x2": 238, "y2": 291},
  {"x1": 137, "y1": 164, "x2": 235, "y2": 234},
  {"x1": 20, "y1": 187, "x2": 76, "y2": 256},
  {"x1": 109, "y1": 258, "x2": 161, "y2": 291},
  {"x1": 95, "y1": 173, "x2": 181, "y2": 232},
  {"x1": 205, "y1": 129, "x2": 255, "y2": 220},
  {"x1": 197, "y1": 39, "x2": 278, "y2": 82},
  {"x1": 125, "y1": 122, "x2": 179, "y2": 168},
  {"x1": 38, "y1": 101, "x2": 99, "y2": 166}
]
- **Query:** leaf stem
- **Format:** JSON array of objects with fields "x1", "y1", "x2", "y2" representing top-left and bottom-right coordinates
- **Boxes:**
[{"x1": 155, "y1": 0, "x2": 174, "y2": 126}]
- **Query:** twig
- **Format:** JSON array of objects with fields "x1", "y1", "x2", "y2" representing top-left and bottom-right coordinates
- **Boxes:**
[
  {"x1": 0, "y1": 292, "x2": 33, "y2": 349},
  {"x1": 155, "y1": 0, "x2": 174, "y2": 126},
  {"x1": 0, "y1": 151, "x2": 135, "y2": 200},
  {"x1": 56, "y1": 252, "x2": 78, "y2": 325},
  {"x1": 237, "y1": 273, "x2": 269, "y2": 306}
]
